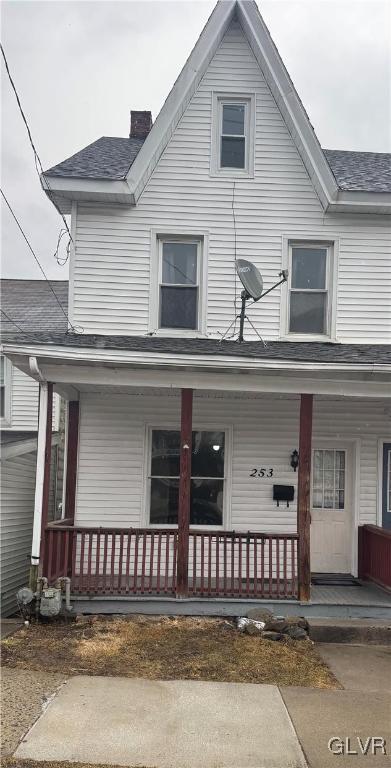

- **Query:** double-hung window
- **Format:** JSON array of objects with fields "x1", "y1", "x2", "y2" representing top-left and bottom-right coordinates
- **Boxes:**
[
  {"x1": 211, "y1": 94, "x2": 254, "y2": 176},
  {"x1": 159, "y1": 239, "x2": 201, "y2": 331},
  {"x1": 148, "y1": 429, "x2": 226, "y2": 527},
  {"x1": 288, "y1": 243, "x2": 331, "y2": 336}
]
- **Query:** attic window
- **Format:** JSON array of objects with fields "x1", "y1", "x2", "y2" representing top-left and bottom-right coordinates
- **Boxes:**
[{"x1": 211, "y1": 94, "x2": 254, "y2": 177}]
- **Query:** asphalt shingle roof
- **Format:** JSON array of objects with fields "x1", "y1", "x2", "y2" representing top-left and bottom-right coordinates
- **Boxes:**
[
  {"x1": 44, "y1": 136, "x2": 391, "y2": 194},
  {"x1": 0, "y1": 279, "x2": 68, "y2": 335},
  {"x1": 324, "y1": 149, "x2": 391, "y2": 193},
  {"x1": 1, "y1": 333, "x2": 390, "y2": 365},
  {"x1": 45, "y1": 137, "x2": 145, "y2": 180}
]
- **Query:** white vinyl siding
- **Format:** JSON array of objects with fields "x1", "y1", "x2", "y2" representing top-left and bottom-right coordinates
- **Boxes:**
[
  {"x1": 1, "y1": 452, "x2": 36, "y2": 616},
  {"x1": 4, "y1": 364, "x2": 61, "y2": 432},
  {"x1": 69, "y1": 20, "x2": 391, "y2": 343},
  {"x1": 75, "y1": 390, "x2": 390, "y2": 532}
]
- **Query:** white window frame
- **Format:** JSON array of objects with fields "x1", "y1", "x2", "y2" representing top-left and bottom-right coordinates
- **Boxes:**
[
  {"x1": 280, "y1": 235, "x2": 338, "y2": 341},
  {"x1": 142, "y1": 424, "x2": 232, "y2": 530},
  {"x1": 149, "y1": 230, "x2": 208, "y2": 337},
  {"x1": 0, "y1": 355, "x2": 12, "y2": 426},
  {"x1": 211, "y1": 93, "x2": 255, "y2": 177}
]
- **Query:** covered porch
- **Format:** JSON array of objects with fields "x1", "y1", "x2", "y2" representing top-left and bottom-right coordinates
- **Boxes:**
[{"x1": 4, "y1": 337, "x2": 391, "y2": 609}]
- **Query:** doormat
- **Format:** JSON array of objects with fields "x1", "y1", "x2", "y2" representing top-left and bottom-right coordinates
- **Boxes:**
[{"x1": 311, "y1": 573, "x2": 361, "y2": 587}]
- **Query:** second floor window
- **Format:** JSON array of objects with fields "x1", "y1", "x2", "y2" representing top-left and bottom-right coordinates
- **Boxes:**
[
  {"x1": 159, "y1": 239, "x2": 201, "y2": 330},
  {"x1": 220, "y1": 103, "x2": 247, "y2": 169},
  {"x1": 288, "y1": 243, "x2": 331, "y2": 336}
]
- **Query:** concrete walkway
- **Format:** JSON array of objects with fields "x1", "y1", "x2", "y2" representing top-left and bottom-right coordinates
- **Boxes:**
[{"x1": 15, "y1": 676, "x2": 307, "y2": 768}]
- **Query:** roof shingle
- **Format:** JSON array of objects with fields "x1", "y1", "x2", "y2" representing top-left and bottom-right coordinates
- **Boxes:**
[
  {"x1": 324, "y1": 149, "x2": 391, "y2": 193},
  {"x1": 2, "y1": 332, "x2": 390, "y2": 366},
  {"x1": 0, "y1": 279, "x2": 68, "y2": 335},
  {"x1": 45, "y1": 137, "x2": 145, "y2": 180}
]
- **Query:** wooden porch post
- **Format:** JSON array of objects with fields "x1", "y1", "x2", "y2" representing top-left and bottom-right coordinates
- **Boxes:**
[
  {"x1": 29, "y1": 382, "x2": 53, "y2": 589},
  {"x1": 64, "y1": 401, "x2": 80, "y2": 522},
  {"x1": 176, "y1": 388, "x2": 193, "y2": 597},
  {"x1": 297, "y1": 393, "x2": 313, "y2": 602}
]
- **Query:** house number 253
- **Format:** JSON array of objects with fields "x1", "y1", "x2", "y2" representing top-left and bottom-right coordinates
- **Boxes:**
[{"x1": 250, "y1": 468, "x2": 274, "y2": 478}]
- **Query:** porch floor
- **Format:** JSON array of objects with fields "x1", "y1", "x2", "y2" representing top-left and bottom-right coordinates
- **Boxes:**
[{"x1": 71, "y1": 580, "x2": 391, "y2": 620}]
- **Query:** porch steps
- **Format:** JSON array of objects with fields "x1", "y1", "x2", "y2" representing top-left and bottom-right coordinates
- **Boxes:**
[{"x1": 308, "y1": 618, "x2": 391, "y2": 645}]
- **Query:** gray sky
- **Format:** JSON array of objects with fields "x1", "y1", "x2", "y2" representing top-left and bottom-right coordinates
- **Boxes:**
[{"x1": 1, "y1": 0, "x2": 390, "y2": 282}]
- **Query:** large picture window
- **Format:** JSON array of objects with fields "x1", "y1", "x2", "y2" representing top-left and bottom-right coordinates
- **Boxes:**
[
  {"x1": 159, "y1": 239, "x2": 201, "y2": 331},
  {"x1": 288, "y1": 243, "x2": 331, "y2": 336},
  {"x1": 148, "y1": 429, "x2": 226, "y2": 526}
]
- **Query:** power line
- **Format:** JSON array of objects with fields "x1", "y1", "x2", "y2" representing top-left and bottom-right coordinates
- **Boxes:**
[
  {"x1": 0, "y1": 188, "x2": 82, "y2": 333},
  {"x1": 0, "y1": 42, "x2": 73, "y2": 263},
  {"x1": 1, "y1": 308, "x2": 28, "y2": 335}
]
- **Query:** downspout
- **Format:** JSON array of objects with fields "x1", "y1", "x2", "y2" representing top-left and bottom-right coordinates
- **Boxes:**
[{"x1": 29, "y1": 357, "x2": 48, "y2": 590}]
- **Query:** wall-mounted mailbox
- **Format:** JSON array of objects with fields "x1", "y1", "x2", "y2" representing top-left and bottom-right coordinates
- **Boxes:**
[{"x1": 273, "y1": 484, "x2": 294, "y2": 508}]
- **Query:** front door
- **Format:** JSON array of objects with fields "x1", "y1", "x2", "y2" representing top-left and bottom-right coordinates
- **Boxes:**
[
  {"x1": 311, "y1": 446, "x2": 352, "y2": 573},
  {"x1": 382, "y1": 443, "x2": 391, "y2": 530}
]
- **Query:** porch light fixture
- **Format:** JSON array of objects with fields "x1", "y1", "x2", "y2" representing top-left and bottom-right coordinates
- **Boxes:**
[
  {"x1": 212, "y1": 444, "x2": 221, "y2": 452},
  {"x1": 290, "y1": 449, "x2": 299, "y2": 472}
]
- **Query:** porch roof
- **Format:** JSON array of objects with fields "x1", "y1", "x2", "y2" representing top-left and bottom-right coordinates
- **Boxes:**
[{"x1": 2, "y1": 333, "x2": 391, "y2": 365}]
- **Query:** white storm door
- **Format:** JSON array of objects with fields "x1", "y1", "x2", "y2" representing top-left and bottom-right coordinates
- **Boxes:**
[{"x1": 311, "y1": 447, "x2": 352, "y2": 573}]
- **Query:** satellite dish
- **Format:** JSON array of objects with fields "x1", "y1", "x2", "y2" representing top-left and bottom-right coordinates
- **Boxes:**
[{"x1": 236, "y1": 259, "x2": 264, "y2": 301}]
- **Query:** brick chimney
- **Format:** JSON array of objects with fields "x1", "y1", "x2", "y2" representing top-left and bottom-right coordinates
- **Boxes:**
[{"x1": 130, "y1": 110, "x2": 153, "y2": 139}]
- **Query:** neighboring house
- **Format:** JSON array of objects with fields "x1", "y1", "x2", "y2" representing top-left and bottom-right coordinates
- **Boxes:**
[
  {"x1": 2, "y1": 0, "x2": 390, "y2": 615},
  {"x1": 0, "y1": 279, "x2": 67, "y2": 615}
]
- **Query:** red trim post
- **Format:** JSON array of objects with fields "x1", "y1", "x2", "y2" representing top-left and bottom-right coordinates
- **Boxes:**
[
  {"x1": 65, "y1": 401, "x2": 80, "y2": 522},
  {"x1": 297, "y1": 393, "x2": 313, "y2": 602},
  {"x1": 176, "y1": 388, "x2": 193, "y2": 597},
  {"x1": 40, "y1": 382, "x2": 53, "y2": 566}
]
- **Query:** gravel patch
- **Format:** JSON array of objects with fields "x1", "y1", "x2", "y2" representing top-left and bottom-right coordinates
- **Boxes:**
[{"x1": 1, "y1": 668, "x2": 67, "y2": 757}]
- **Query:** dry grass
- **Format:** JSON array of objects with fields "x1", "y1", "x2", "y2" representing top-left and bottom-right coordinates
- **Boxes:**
[{"x1": 1, "y1": 615, "x2": 339, "y2": 689}]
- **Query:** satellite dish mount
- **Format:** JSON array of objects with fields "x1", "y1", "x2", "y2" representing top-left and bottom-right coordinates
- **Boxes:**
[{"x1": 222, "y1": 259, "x2": 288, "y2": 343}]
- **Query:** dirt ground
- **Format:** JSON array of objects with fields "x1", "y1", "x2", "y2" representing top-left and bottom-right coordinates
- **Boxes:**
[{"x1": 1, "y1": 615, "x2": 339, "y2": 688}]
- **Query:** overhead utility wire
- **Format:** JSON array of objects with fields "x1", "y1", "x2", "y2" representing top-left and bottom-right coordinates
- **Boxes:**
[
  {"x1": 1, "y1": 308, "x2": 29, "y2": 335},
  {"x1": 0, "y1": 189, "x2": 82, "y2": 333},
  {"x1": 0, "y1": 43, "x2": 73, "y2": 264}
]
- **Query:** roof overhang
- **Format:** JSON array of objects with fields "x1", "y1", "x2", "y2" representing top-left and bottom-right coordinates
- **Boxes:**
[
  {"x1": 41, "y1": 176, "x2": 134, "y2": 214},
  {"x1": 3, "y1": 342, "x2": 391, "y2": 399}
]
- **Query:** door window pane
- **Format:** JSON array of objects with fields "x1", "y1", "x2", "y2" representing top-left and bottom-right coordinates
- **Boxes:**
[
  {"x1": 221, "y1": 136, "x2": 245, "y2": 169},
  {"x1": 160, "y1": 286, "x2": 198, "y2": 329},
  {"x1": 289, "y1": 292, "x2": 327, "y2": 334},
  {"x1": 292, "y1": 248, "x2": 327, "y2": 289},
  {"x1": 313, "y1": 449, "x2": 346, "y2": 510},
  {"x1": 162, "y1": 242, "x2": 197, "y2": 285},
  {"x1": 222, "y1": 104, "x2": 245, "y2": 135}
]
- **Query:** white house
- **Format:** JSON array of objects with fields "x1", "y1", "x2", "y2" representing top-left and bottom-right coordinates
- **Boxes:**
[
  {"x1": 0, "y1": 279, "x2": 67, "y2": 615},
  {"x1": 2, "y1": 0, "x2": 391, "y2": 614}
]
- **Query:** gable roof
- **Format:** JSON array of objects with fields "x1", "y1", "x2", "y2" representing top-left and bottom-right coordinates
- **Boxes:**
[
  {"x1": 0, "y1": 279, "x2": 68, "y2": 335},
  {"x1": 42, "y1": 0, "x2": 391, "y2": 215},
  {"x1": 45, "y1": 137, "x2": 391, "y2": 195}
]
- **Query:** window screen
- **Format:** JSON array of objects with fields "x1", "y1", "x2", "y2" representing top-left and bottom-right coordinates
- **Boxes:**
[
  {"x1": 289, "y1": 246, "x2": 329, "y2": 334},
  {"x1": 159, "y1": 241, "x2": 199, "y2": 330}
]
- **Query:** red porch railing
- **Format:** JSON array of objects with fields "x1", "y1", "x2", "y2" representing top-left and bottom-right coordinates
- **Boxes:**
[
  {"x1": 43, "y1": 525, "x2": 298, "y2": 599},
  {"x1": 358, "y1": 524, "x2": 391, "y2": 592}
]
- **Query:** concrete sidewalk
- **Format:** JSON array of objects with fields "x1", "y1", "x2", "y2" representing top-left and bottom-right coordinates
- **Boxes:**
[{"x1": 15, "y1": 676, "x2": 307, "y2": 768}]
